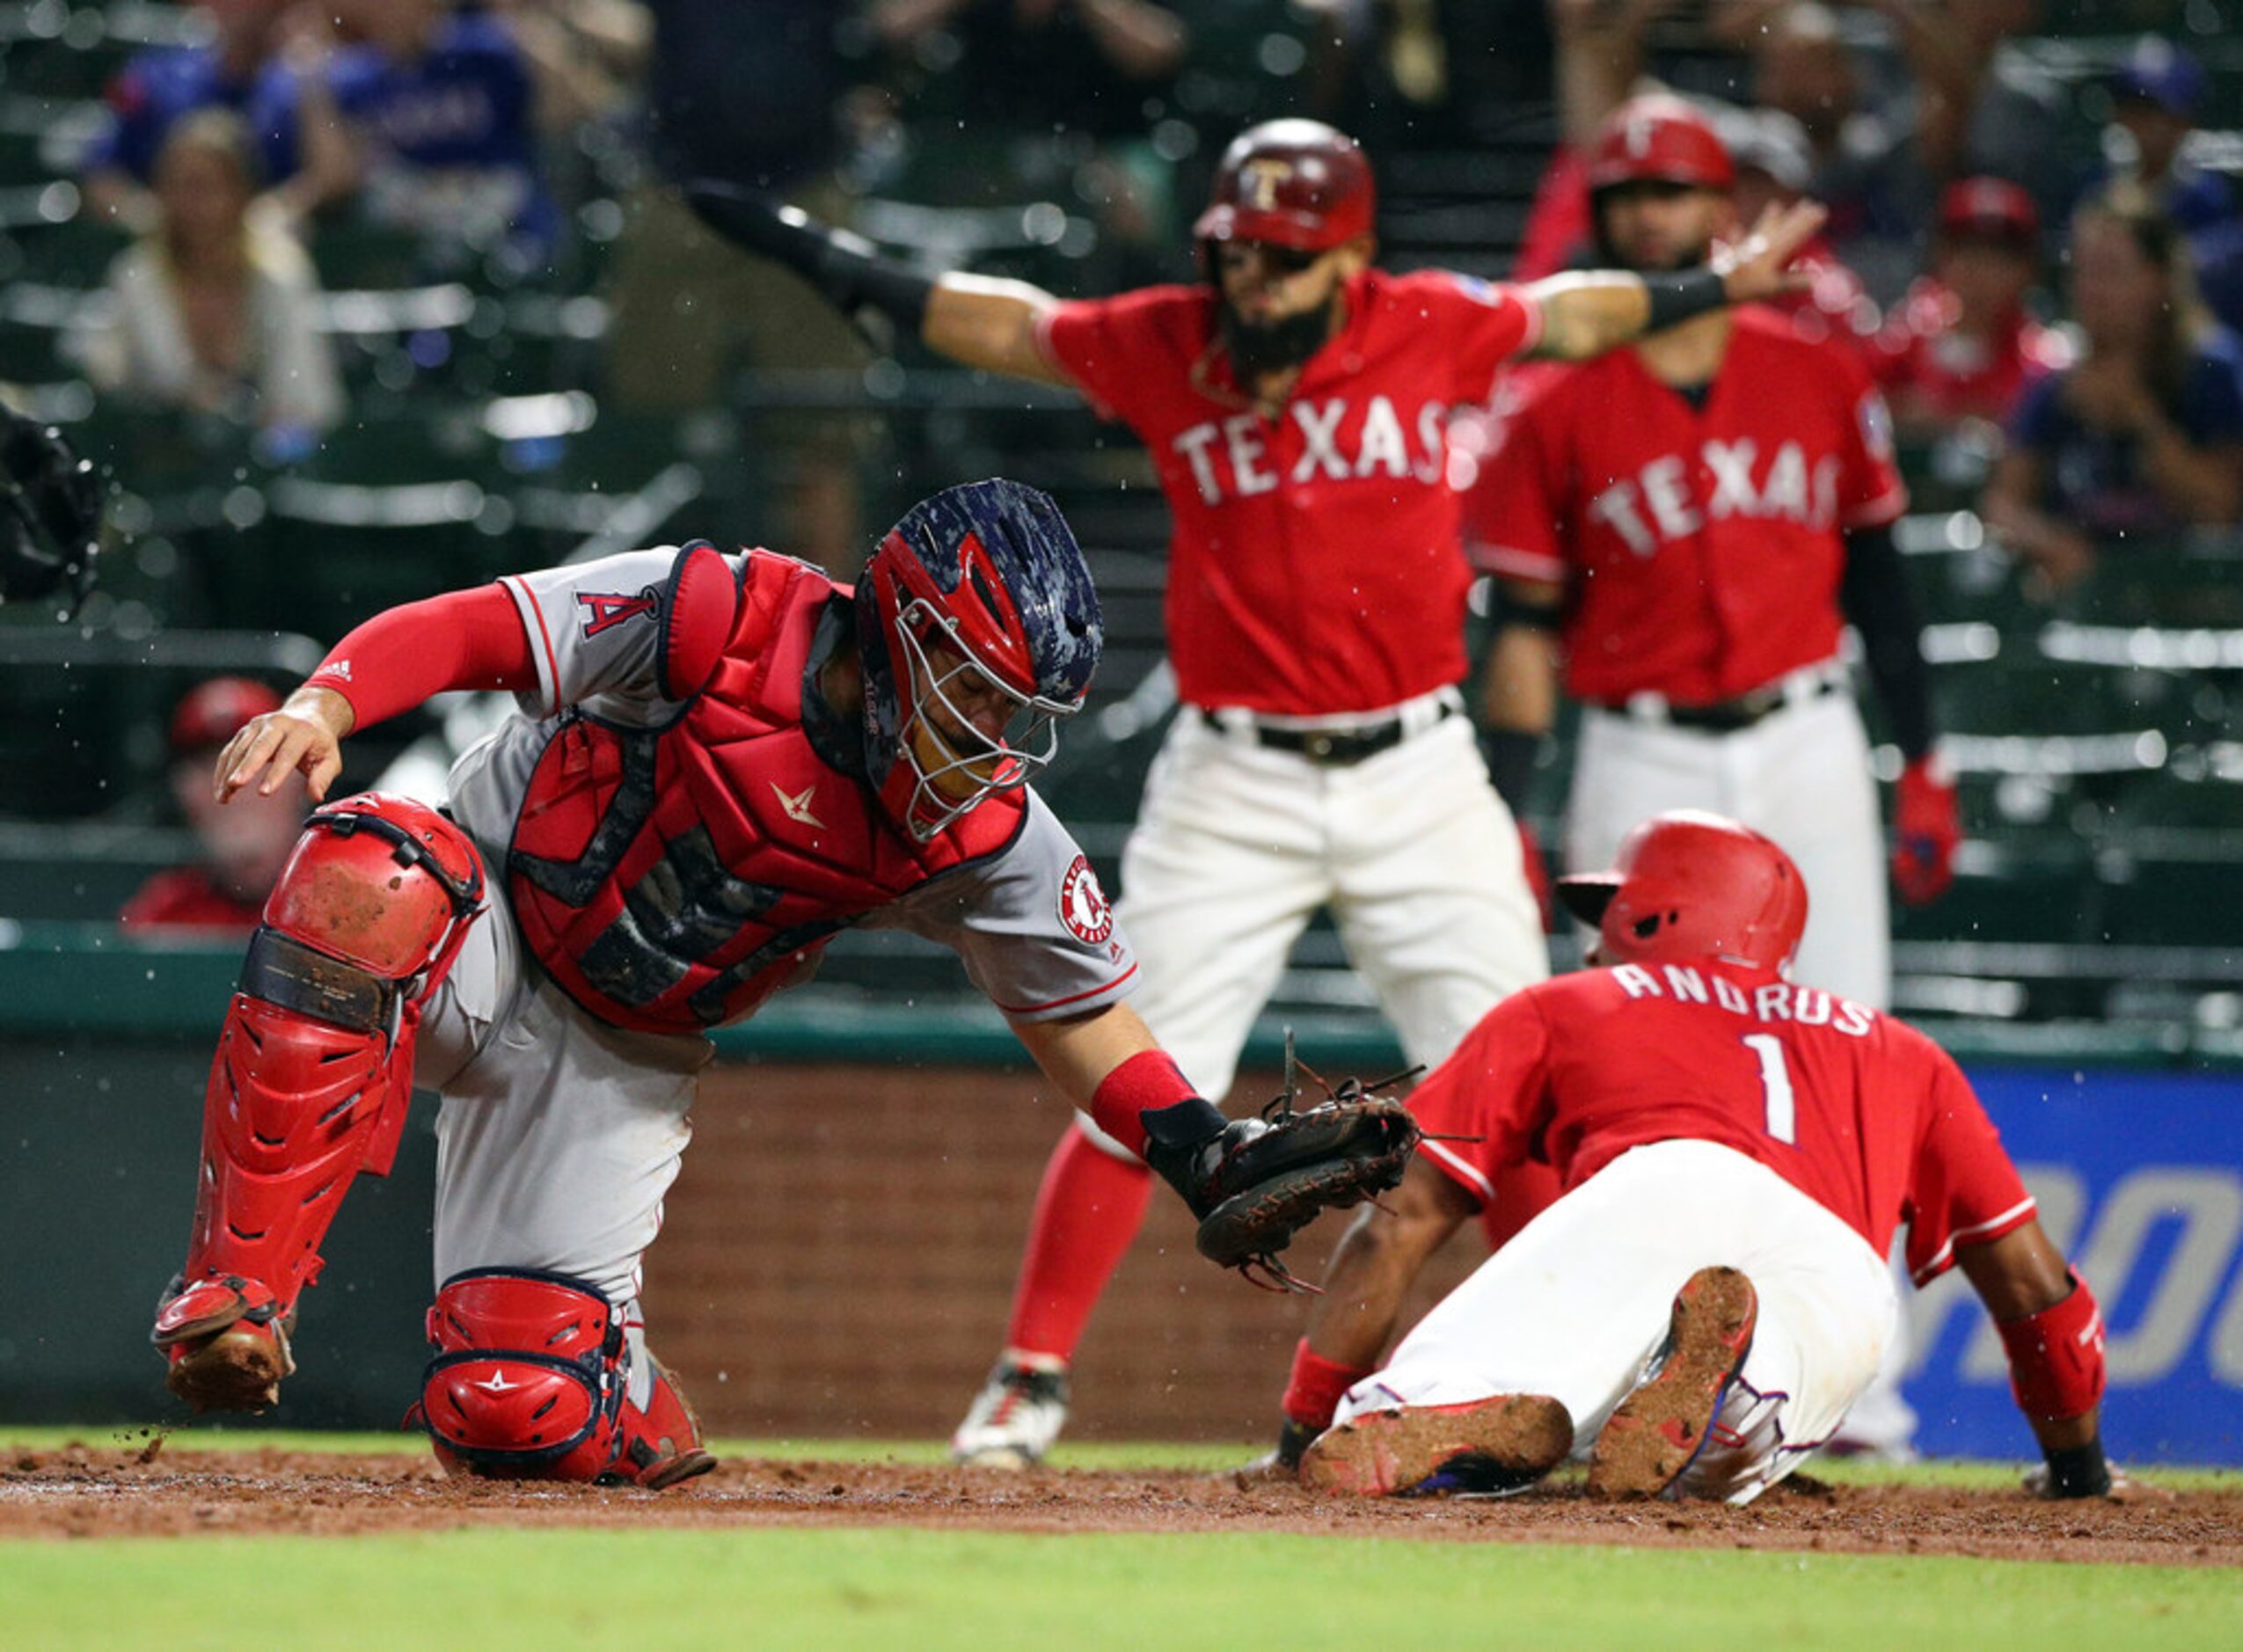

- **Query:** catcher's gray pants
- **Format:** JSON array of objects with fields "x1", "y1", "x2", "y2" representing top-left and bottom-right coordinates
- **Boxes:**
[
  {"x1": 1335, "y1": 1140, "x2": 1897, "y2": 1505},
  {"x1": 413, "y1": 875, "x2": 711, "y2": 1405}
]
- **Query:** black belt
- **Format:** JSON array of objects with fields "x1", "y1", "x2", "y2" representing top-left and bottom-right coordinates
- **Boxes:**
[
  {"x1": 1201, "y1": 701, "x2": 1454, "y2": 766},
  {"x1": 1601, "y1": 676, "x2": 1842, "y2": 734}
]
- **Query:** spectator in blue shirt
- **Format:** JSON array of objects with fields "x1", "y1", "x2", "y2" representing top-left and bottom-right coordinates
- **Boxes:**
[
  {"x1": 1984, "y1": 188, "x2": 2243, "y2": 589},
  {"x1": 289, "y1": 0, "x2": 603, "y2": 272},
  {"x1": 80, "y1": 0, "x2": 300, "y2": 231},
  {"x1": 2095, "y1": 37, "x2": 2243, "y2": 336}
]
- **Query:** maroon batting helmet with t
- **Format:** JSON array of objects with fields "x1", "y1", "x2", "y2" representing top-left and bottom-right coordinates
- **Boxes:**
[
  {"x1": 1557, "y1": 810, "x2": 1807, "y2": 973},
  {"x1": 1587, "y1": 95, "x2": 1736, "y2": 195},
  {"x1": 1193, "y1": 120, "x2": 1376, "y2": 252}
]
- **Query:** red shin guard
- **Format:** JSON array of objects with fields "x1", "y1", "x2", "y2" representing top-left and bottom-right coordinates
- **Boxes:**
[{"x1": 155, "y1": 796, "x2": 485, "y2": 1408}]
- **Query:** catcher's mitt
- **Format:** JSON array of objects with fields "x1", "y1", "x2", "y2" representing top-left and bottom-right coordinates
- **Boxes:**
[
  {"x1": 0, "y1": 406, "x2": 99, "y2": 617},
  {"x1": 1190, "y1": 1040, "x2": 1421, "y2": 1290}
]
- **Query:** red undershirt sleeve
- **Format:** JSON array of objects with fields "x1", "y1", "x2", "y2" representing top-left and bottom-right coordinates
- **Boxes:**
[{"x1": 303, "y1": 583, "x2": 537, "y2": 732}]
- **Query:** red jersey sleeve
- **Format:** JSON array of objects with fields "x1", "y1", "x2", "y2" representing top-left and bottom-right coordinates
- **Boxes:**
[
  {"x1": 1464, "y1": 373, "x2": 1569, "y2": 585},
  {"x1": 1406, "y1": 271, "x2": 1543, "y2": 402},
  {"x1": 1827, "y1": 344, "x2": 1910, "y2": 530},
  {"x1": 1034, "y1": 287, "x2": 1189, "y2": 428},
  {"x1": 1406, "y1": 990, "x2": 1553, "y2": 1209},
  {"x1": 1902, "y1": 1045, "x2": 2038, "y2": 1285}
]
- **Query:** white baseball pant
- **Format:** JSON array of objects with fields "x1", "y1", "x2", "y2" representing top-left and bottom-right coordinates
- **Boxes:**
[
  {"x1": 1564, "y1": 671, "x2": 1889, "y2": 1011},
  {"x1": 1075, "y1": 692, "x2": 1549, "y2": 1156},
  {"x1": 1336, "y1": 1139, "x2": 1897, "y2": 1504}
]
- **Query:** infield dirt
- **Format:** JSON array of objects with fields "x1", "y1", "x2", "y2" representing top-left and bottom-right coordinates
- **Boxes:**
[{"x1": 4, "y1": 1443, "x2": 2239, "y2": 1567}]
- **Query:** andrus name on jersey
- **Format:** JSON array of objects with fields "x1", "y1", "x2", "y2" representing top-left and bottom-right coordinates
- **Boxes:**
[
  {"x1": 1170, "y1": 395, "x2": 1450, "y2": 505},
  {"x1": 1589, "y1": 439, "x2": 1845, "y2": 556},
  {"x1": 1609, "y1": 963, "x2": 1875, "y2": 1037}
]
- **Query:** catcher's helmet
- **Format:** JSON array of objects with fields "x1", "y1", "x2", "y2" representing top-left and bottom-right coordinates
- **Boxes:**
[
  {"x1": 1557, "y1": 810, "x2": 1807, "y2": 973},
  {"x1": 1193, "y1": 119, "x2": 1375, "y2": 252},
  {"x1": 1587, "y1": 95, "x2": 1736, "y2": 196},
  {"x1": 857, "y1": 479, "x2": 1101, "y2": 842}
]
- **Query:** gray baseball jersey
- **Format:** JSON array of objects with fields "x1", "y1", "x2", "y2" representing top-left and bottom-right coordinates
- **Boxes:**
[{"x1": 443, "y1": 547, "x2": 1137, "y2": 1025}]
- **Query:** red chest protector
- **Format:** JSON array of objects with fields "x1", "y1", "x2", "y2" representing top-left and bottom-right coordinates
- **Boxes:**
[{"x1": 507, "y1": 546, "x2": 1026, "y2": 1034}]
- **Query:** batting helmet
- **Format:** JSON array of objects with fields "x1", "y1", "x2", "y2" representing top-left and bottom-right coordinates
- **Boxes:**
[
  {"x1": 1193, "y1": 119, "x2": 1376, "y2": 252},
  {"x1": 1587, "y1": 96, "x2": 1736, "y2": 196},
  {"x1": 1557, "y1": 810, "x2": 1807, "y2": 973},
  {"x1": 857, "y1": 479, "x2": 1101, "y2": 842},
  {"x1": 170, "y1": 676, "x2": 283, "y2": 754}
]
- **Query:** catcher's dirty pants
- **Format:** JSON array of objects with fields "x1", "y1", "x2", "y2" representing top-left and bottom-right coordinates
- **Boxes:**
[
  {"x1": 1336, "y1": 1139, "x2": 1897, "y2": 1505},
  {"x1": 1077, "y1": 694, "x2": 1547, "y2": 1153},
  {"x1": 413, "y1": 875, "x2": 712, "y2": 1412}
]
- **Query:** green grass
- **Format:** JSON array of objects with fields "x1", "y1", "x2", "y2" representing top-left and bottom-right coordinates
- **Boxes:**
[
  {"x1": 5, "y1": 1432, "x2": 2237, "y2": 1649},
  {"x1": 4, "y1": 1528, "x2": 2239, "y2": 1650}
]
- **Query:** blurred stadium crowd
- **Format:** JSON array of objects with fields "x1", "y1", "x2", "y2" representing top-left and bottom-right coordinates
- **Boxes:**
[{"x1": 1, "y1": 0, "x2": 2239, "y2": 1052}]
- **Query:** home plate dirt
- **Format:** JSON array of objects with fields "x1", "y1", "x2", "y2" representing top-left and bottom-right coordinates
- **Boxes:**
[{"x1": 4, "y1": 1443, "x2": 2239, "y2": 1567}]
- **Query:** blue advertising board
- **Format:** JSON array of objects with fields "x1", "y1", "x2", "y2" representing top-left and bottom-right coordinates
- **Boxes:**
[{"x1": 1906, "y1": 1066, "x2": 2243, "y2": 1465}]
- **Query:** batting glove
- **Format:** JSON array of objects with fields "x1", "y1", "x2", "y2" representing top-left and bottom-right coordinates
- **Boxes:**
[{"x1": 1891, "y1": 755, "x2": 1961, "y2": 906}]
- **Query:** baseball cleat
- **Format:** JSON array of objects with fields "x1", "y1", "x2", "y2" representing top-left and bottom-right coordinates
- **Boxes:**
[
  {"x1": 950, "y1": 1358, "x2": 1070, "y2": 1469},
  {"x1": 1589, "y1": 1265, "x2": 1758, "y2": 1500},
  {"x1": 152, "y1": 1274, "x2": 296, "y2": 1413},
  {"x1": 1299, "y1": 1393, "x2": 1574, "y2": 1498}
]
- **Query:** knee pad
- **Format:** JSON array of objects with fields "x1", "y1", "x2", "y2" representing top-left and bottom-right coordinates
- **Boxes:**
[{"x1": 418, "y1": 1268, "x2": 715, "y2": 1489}]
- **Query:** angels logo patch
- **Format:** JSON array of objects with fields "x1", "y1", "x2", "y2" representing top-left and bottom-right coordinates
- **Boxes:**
[
  {"x1": 1058, "y1": 855, "x2": 1114, "y2": 946},
  {"x1": 577, "y1": 588, "x2": 658, "y2": 637}
]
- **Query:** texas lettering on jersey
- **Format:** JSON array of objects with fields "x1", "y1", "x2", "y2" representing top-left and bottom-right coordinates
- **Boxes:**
[
  {"x1": 1169, "y1": 394, "x2": 1454, "y2": 506},
  {"x1": 1589, "y1": 438, "x2": 1850, "y2": 557}
]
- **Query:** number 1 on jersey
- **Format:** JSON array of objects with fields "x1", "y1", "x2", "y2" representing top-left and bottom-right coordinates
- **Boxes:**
[{"x1": 1743, "y1": 1033, "x2": 1797, "y2": 1145}]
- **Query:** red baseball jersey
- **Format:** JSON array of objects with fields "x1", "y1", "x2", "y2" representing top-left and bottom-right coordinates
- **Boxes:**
[
  {"x1": 1873, "y1": 281, "x2": 2071, "y2": 426},
  {"x1": 1407, "y1": 958, "x2": 2035, "y2": 1285},
  {"x1": 1467, "y1": 308, "x2": 1907, "y2": 705},
  {"x1": 1035, "y1": 269, "x2": 1541, "y2": 716}
]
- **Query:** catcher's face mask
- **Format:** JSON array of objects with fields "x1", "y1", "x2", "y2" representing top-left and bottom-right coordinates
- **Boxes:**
[{"x1": 855, "y1": 479, "x2": 1100, "y2": 843}]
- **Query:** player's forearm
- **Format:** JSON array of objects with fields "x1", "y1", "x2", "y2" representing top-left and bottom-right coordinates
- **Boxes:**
[
  {"x1": 1479, "y1": 611, "x2": 1562, "y2": 736},
  {"x1": 303, "y1": 584, "x2": 537, "y2": 733},
  {"x1": 1839, "y1": 523, "x2": 1934, "y2": 760},
  {"x1": 1302, "y1": 1204, "x2": 1443, "y2": 1371},
  {"x1": 1525, "y1": 273, "x2": 1652, "y2": 359},
  {"x1": 926, "y1": 276, "x2": 1074, "y2": 384},
  {"x1": 1075, "y1": 0, "x2": 1188, "y2": 80}
]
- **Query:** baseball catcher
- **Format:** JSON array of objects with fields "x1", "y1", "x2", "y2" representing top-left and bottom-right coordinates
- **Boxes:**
[{"x1": 148, "y1": 477, "x2": 1413, "y2": 1488}]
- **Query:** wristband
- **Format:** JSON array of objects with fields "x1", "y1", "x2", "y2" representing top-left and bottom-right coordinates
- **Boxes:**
[
  {"x1": 1088, "y1": 1049, "x2": 1202, "y2": 1157},
  {"x1": 1642, "y1": 267, "x2": 1729, "y2": 333},
  {"x1": 1997, "y1": 1269, "x2": 2107, "y2": 1422},
  {"x1": 1281, "y1": 1337, "x2": 1374, "y2": 1431},
  {"x1": 2042, "y1": 1440, "x2": 2113, "y2": 1499}
]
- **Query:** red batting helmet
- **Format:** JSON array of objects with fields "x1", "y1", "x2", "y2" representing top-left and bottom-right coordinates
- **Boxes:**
[
  {"x1": 1587, "y1": 96, "x2": 1736, "y2": 195},
  {"x1": 1557, "y1": 810, "x2": 1807, "y2": 973},
  {"x1": 170, "y1": 676, "x2": 282, "y2": 753},
  {"x1": 1193, "y1": 119, "x2": 1376, "y2": 252}
]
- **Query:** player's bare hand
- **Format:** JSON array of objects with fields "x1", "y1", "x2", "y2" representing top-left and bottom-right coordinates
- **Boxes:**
[
  {"x1": 215, "y1": 687, "x2": 352, "y2": 805},
  {"x1": 1712, "y1": 200, "x2": 1827, "y2": 303}
]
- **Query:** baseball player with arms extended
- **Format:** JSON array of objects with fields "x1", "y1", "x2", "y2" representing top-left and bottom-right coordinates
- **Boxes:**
[
  {"x1": 688, "y1": 120, "x2": 1827, "y2": 1466},
  {"x1": 1472, "y1": 96, "x2": 1962, "y2": 1015},
  {"x1": 147, "y1": 479, "x2": 1400, "y2": 1488},
  {"x1": 1282, "y1": 810, "x2": 2123, "y2": 1506}
]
